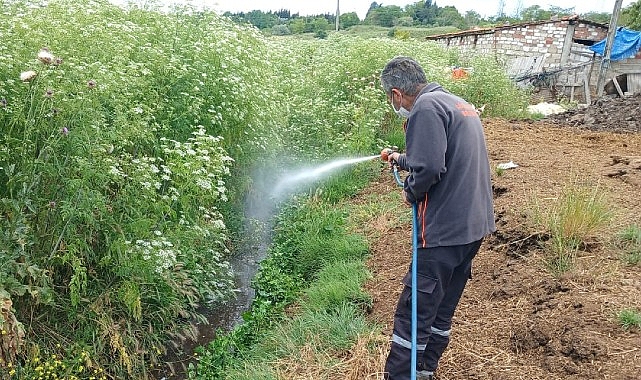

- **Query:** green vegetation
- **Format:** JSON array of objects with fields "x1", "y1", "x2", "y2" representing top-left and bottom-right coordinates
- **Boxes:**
[
  {"x1": 617, "y1": 309, "x2": 641, "y2": 330},
  {"x1": 0, "y1": 1, "x2": 278, "y2": 378},
  {"x1": 531, "y1": 181, "x2": 612, "y2": 274},
  {"x1": 223, "y1": 0, "x2": 641, "y2": 36},
  {"x1": 187, "y1": 192, "x2": 376, "y2": 379},
  {"x1": 622, "y1": 0, "x2": 641, "y2": 30},
  {"x1": 1, "y1": 0, "x2": 535, "y2": 379},
  {"x1": 615, "y1": 225, "x2": 641, "y2": 265}
]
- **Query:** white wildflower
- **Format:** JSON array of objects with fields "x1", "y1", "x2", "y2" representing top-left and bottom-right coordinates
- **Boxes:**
[
  {"x1": 212, "y1": 219, "x2": 226, "y2": 230},
  {"x1": 196, "y1": 178, "x2": 212, "y2": 190},
  {"x1": 109, "y1": 166, "x2": 123, "y2": 176}
]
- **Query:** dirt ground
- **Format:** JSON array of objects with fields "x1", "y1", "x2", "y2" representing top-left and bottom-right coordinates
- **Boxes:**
[{"x1": 361, "y1": 96, "x2": 641, "y2": 380}]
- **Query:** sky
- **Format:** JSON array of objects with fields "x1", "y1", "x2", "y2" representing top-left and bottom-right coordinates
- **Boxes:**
[{"x1": 136, "y1": 0, "x2": 636, "y2": 19}]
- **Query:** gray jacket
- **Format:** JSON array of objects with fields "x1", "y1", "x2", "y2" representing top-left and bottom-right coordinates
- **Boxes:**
[{"x1": 396, "y1": 83, "x2": 496, "y2": 248}]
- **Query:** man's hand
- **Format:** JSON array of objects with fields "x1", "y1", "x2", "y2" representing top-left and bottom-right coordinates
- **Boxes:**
[{"x1": 387, "y1": 152, "x2": 401, "y2": 170}]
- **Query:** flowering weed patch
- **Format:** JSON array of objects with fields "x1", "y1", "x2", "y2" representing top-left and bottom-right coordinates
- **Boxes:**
[
  {"x1": 0, "y1": 0, "x2": 276, "y2": 378},
  {"x1": 1, "y1": 1, "x2": 531, "y2": 378}
]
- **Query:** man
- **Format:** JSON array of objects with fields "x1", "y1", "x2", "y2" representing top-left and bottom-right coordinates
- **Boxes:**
[{"x1": 380, "y1": 56, "x2": 496, "y2": 380}]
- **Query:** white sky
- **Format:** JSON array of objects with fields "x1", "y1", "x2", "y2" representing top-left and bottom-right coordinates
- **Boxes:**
[{"x1": 140, "y1": 0, "x2": 636, "y2": 19}]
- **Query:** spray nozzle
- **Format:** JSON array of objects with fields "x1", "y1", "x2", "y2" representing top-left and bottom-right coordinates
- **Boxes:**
[{"x1": 380, "y1": 147, "x2": 398, "y2": 162}]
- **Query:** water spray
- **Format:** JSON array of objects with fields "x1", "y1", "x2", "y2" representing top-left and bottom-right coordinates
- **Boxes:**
[
  {"x1": 269, "y1": 154, "x2": 380, "y2": 201},
  {"x1": 270, "y1": 148, "x2": 419, "y2": 380}
]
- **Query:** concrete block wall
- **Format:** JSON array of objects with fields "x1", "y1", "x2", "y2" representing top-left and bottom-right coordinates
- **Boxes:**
[{"x1": 435, "y1": 20, "x2": 610, "y2": 69}]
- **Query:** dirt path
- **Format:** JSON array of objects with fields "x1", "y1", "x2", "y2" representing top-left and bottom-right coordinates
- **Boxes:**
[{"x1": 361, "y1": 116, "x2": 641, "y2": 380}]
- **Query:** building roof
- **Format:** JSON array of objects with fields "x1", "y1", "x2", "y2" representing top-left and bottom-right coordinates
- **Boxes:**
[{"x1": 425, "y1": 15, "x2": 608, "y2": 40}]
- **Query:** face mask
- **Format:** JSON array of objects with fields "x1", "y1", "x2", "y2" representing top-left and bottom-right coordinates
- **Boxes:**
[{"x1": 392, "y1": 92, "x2": 411, "y2": 118}]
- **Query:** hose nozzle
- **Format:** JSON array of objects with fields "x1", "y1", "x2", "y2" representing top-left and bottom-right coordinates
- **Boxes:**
[{"x1": 380, "y1": 146, "x2": 398, "y2": 162}]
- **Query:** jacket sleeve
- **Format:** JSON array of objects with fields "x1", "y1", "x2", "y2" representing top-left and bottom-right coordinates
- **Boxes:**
[
  {"x1": 396, "y1": 154, "x2": 409, "y2": 171},
  {"x1": 403, "y1": 106, "x2": 447, "y2": 204}
]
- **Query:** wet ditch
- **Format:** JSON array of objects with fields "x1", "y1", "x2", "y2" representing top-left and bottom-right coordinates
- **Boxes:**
[{"x1": 154, "y1": 240, "x2": 267, "y2": 380}]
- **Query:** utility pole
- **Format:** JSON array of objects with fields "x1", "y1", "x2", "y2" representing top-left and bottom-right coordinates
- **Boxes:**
[
  {"x1": 336, "y1": 0, "x2": 340, "y2": 31},
  {"x1": 596, "y1": 0, "x2": 624, "y2": 97}
]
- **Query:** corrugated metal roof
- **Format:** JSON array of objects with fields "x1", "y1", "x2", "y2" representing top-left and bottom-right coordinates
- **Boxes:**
[{"x1": 425, "y1": 15, "x2": 608, "y2": 40}]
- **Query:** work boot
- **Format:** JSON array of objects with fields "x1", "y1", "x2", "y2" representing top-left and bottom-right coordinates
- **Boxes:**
[{"x1": 417, "y1": 370, "x2": 434, "y2": 380}]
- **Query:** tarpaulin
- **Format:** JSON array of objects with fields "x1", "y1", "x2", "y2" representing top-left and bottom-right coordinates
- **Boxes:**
[{"x1": 589, "y1": 27, "x2": 641, "y2": 61}]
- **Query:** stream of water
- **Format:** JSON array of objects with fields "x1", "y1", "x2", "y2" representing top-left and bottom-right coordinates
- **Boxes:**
[{"x1": 157, "y1": 154, "x2": 379, "y2": 379}]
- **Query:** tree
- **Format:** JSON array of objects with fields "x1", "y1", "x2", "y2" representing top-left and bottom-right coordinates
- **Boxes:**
[
  {"x1": 496, "y1": 0, "x2": 506, "y2": 19},
  {"x1": 246, "y1": 10, "x2": 278, "y2": 29},
  {"x1": 520, "y1": 5, "x2": 550, "y2": 21},
  {"x1": 622, "y1": 0, "x2": 641, "y2": 30},
  {"x1": 313, "y1": 17, "x2": 330, "y2": 36},
  {"x1": 513, "y1": 0, "x2": 524, "y2": 19},
  {"x1": 365, "y1": 1, "x2": 380, "y2": 20},
  {"x1": 271, "y1": 24, "x2": 291, "y2": 35},
  {"x1": 548, "y1": 6, "x2": 575, "y2": 18},
  {"x1": 416, "y1": 0, "x2": 438, "y2": 25},
  {"x1": 275, "y1": 8, "x2": 290, "y2": 19},
  {"x1": 435, "y1": 6, "x2": 464, "y2": 28},
  {"x1": 395, "y1": 16, "x2": 415, "y2": 27},
  {"x1": 404, "y1": 0, "x2": 424, "y2": 21},
  {"x1": 464, "y1": 10, "x2": 482, "y2": 28},
  {"x1": 581, "y1": 12, "x2": 612, "y2": 24},
  {"x1": 365, "y1": 5, "x2": 404, "y2": 27},
  {"x1": 289, "y1": 18, "x2": 306, "y2": 34},
  {"x1": 339, "y1": 12, "x2": 360, "y2": 29}
]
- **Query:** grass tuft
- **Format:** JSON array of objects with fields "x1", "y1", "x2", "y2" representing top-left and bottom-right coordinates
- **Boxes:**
[
  {"x1": 531, "y1": 180, "x2": 612, "y2": 274},
  {"x1": 614, "y1": 225, "x2": 641, "y2": 266},
  {"x1": 617, "y1": 309, "x2": 641, "y2": 330}
]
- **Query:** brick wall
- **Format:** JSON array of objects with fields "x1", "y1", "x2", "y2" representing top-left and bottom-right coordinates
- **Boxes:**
[{"x1": 433, "y1": 20, "x2": 609, "y2": 69}]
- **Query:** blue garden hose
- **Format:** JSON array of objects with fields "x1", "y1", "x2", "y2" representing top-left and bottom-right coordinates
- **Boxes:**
[{"x1": 392, "y1": 164, "x2": 418, "y2": 380}]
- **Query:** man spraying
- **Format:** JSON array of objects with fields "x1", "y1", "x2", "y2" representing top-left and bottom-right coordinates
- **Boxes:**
[{"x1": 380, "y1": 56, "x2": 496, "y2": 380}]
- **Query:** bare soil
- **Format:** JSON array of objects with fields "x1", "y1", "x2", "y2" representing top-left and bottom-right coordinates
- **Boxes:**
[{"x1": 360, "y1": 99, "x2": 641, "y2": 380}]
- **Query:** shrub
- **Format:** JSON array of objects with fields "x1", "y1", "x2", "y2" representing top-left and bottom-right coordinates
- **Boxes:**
[{"x1": 271, "y1": 24, "x2": 291, "y2": 36}]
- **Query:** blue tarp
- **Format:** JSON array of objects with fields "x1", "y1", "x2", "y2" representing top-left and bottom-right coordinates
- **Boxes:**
[{"x1": 589, "y1": 27, "x2": 641, "y2": 61}]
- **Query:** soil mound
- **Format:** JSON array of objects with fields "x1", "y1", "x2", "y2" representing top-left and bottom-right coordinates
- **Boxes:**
[{"x1": 550, "y1": 93, "x2": 641, "y2": 133}]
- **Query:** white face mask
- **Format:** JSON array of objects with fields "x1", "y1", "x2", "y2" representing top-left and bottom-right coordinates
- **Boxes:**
[{"x1": 392, "y1": 92, "x2": 411, "y2": 118}]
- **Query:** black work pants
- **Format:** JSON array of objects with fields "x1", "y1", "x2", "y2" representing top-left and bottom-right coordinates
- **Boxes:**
[{"x1": 384, "y1": 239, "x2": 483, "y2": 380}]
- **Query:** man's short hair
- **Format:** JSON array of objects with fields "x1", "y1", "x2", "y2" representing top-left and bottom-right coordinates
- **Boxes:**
[{"x1": 381, "y1": 56, "x2": 427, "y2": 96}]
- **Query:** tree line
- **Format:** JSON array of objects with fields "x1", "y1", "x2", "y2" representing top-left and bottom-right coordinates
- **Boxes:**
[{"x1": 223, "y1": 0, "x2": 641, "y2": 36}]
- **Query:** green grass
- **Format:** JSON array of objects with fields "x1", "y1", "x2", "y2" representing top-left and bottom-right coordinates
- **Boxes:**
[
  {"x1": 191, "y1": 166, "x2": 378, "y2": 379},
  {"x1": 304, "y1": 261, "x2": 372, "y2": 312},
  {"x1": 617, "y1": 309, "x2": 641, "y2": 330},
  {"x1": 531, "y1": 181, "x2": 612, "y2": 274},
  {"x1": 217, "y1": 303, "x2": 375, "y2": 380},
  {"x1": 615, "y1": 225, "x2": 641, "y2": 265}
]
